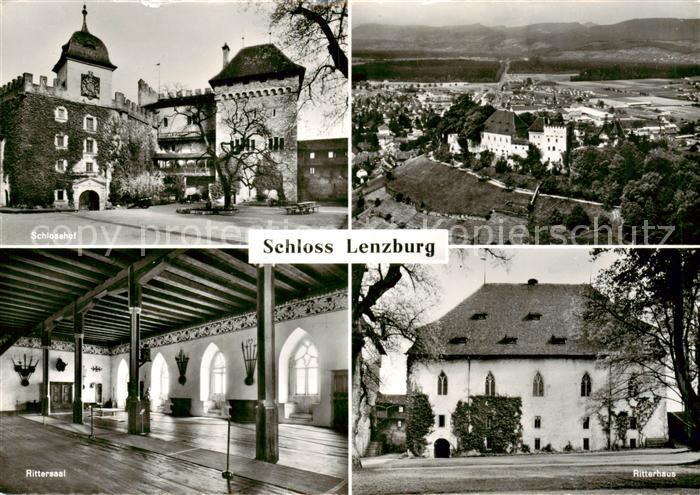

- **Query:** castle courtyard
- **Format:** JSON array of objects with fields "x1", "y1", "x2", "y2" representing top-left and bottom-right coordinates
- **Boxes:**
[
  {"x1": 0, "y1": 203, "x2": 347, "y2": 245},
  {"x1": 353, "y1": 450, "x2": 700, "y2": 494}
]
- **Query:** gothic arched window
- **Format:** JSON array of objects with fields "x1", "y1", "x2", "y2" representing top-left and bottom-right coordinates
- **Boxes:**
[
  {"x1": 485, "y1": 372, "x2": 496, "y2": 396},
  {"x1": 210, "y1": 351, "x2": 226, "y2": 397},
  {"x1": 581, "y1": 372, "x2": 592, "y2": 397},
  {"x1": 437, "y1": 371, "x2": 448, "y2": 396},
  {"x1": 294, "y1": 341, "x2": 319, "y2": 395},
  {"x1": 533, "y1": 372, "x2": 544, "y2": 397}
]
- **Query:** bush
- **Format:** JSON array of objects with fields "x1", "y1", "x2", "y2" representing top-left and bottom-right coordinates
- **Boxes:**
[
  {"x1": 357, "y1": 196, "x2": 366, "y2": 210},
  {"x1": 406, "y1": 392, "x2": 435, "y2": 456},
  {"x1": 542, "y1": 443, "x2": 554, "y2": 452},
  {"x1": 564, "y1": 441, "x2": 573, "y2": 452},
  {"x1": 384, "y1": 213, "x2": 392, "y2": 221},
  {"x1": 395, "y1": 192, "x2": 404, "y2": 202},
  {"x1": 189, "y1": 193, "x2": 202, "y2": 203},
  {"x1": 549, "y1": 208, "x2": 564, "y2": 226},
  {"x1": 521, "y1": 443, "x2": 530, "y2": 453},
  {"x1": 452, "y1": 396, "x2": 523, "y2": 454},
  {"x1": 565, "y1": 204, "x2": 592, "y2": 231},
  {"x1": 495, "y1": 158, "x2": 509, "y2": 174}
]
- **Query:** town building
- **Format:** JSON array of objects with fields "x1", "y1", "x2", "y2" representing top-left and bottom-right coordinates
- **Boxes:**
[
  {"x1": 297, "y1": 138, "x2": 349, "y2": 204},
  {"x1": 0, "y1": 5, "x2": 156, "y2": 210},
  {"x1": 372, "y1": 394, "x2": 407, "y2": 453},
  {"x1": 407, "y1": 280, "x2": 668, "y2": 458}
]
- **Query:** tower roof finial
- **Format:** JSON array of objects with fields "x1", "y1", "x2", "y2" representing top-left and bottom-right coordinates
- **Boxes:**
[{"x1": 82, "y1": 3, "x2": 89, "y2": 32}]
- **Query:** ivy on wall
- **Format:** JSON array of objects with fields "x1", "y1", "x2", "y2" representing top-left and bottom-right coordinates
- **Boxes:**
[
  {"x1": 0, "y1": 91, "x2": 153, "y2": 207},
  {"x1": 405, "y1": 391, "x2": 435, "y2": 456},
  {"x1": 451, "y1": 395, "x2": 523, "y2": 454}
]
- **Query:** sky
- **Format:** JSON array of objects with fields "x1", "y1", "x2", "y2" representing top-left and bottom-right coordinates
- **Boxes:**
[
  {"x1": 379, "y1": 247, "x2": 620, "y2": 394},
  {"x1": 0, "y1": 0, "x2": 347, "y2": 139},
  {"x1": 353, "y1": 0, "x2": 700, "y2": 27}
]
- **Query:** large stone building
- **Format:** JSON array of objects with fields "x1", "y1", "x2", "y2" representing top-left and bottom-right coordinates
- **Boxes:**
[
  {"x1": 0, "y1": 5, "x2": 156, "y2": 210},
  {"x1": 407, "y1": 280, "x2": 668, "y2": 457},
  {"x1": 1, "y1": 6, "x2": 317, "y2": 209},
  {"x1": 452, "y1": 109, "x2": 567, "y2": 167},
  {"x1": 298, "y1": 138, "x2": 348, "y2": 204}
]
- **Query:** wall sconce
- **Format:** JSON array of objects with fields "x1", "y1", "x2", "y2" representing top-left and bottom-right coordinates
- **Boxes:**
[
  {"x1": 12, "y1": 354, "x2": 38, "y2": 387},
  {"x1": 91, "y1": 365, "x2": 102, "y2": 372},
  {"x1": 56, "y1": 358, "x2": 67, "y2": 372},
  {"x1": 242, "y1": 338, "x2": 257, "y2": 386},
  {"x1": 175, "y1": 349, "x2": 189, "y2": 385},
  {"x1": 139, "y1": 345, "x2": 151, "y2": 368}
]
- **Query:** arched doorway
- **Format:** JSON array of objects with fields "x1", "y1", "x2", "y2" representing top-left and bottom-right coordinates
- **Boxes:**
[
  {"x1": 434, "y1": 438, "x2": 450, "y2": 458},
  {"x1": 116, "y1": 359, "x2": 128, "y2": 409},
  {"x1": 79, "y1": 190, "x2": 100, "y2": 210},
  {"x1": 150, "y1": 353, "x2": 170, "y2": 411}
]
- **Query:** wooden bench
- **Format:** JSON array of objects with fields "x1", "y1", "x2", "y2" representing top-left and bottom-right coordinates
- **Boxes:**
[{"x1": 284, "y1": 201, "x2": 320, "y2": 215}]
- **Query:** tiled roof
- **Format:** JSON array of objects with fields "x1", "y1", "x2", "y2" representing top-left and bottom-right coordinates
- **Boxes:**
[
  {"x1": 409, "y1": 282, "x2": 596, "y2": 358},
  {"x1": 377, "y1": 394, "x2": 407, "y2": 405},
  {"x1": 529, "y1": 116, "x2": 546, "y2": 133},
  {"x1": 53, "y1": 29, "x2": 116, "y2": 73},
  {"x1": 483, "y1": 110, "x2": 529, "y2": 140},
  {"x1": 209, "y1": 44, "x2": 305, "y2": 87}
]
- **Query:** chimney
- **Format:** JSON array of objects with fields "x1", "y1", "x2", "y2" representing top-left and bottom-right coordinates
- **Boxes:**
[{"x1": 222, "y1": 43, "x2": 230, "y2": 68}]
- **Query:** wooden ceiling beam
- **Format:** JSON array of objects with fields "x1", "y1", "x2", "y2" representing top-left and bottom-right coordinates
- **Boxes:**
[
  {"x1": 7, "y1": 253, "x2": 105, "y2": 285},
  {"x1": 163, "y1": 264, "x2": 257, "y2": 304}
]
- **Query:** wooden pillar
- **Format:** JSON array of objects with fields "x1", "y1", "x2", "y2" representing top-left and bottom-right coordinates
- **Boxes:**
[
  {"x1": 127, "y1": 265, "x2": 143, "y2": 434},
  {"x1": 41, "y1": 323, "x2": 51, "y2": 416},
  {"x1": 72, "y1": 305, "x2": 83, "y2": 424},
  {"x1": 255, "y1": 265, "x2": 278, "y2": 463}
]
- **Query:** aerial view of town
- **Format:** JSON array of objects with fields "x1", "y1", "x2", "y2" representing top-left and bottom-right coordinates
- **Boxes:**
[{"x1": 351, "y1": 2, "x2": 699, "y2": 245}]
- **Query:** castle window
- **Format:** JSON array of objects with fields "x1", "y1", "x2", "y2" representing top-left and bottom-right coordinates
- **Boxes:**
[
  {"x1": 309, "y1": 167, "x2": 315, "y2": 175},
  {"x1": 438, "y1": 415, "x2": 445, "y2": 428},
  {"x1": 583, "y1": 416, "x2": 590, "y2": 429},
  {"x1": 54, "y1": 106, "x2": 68, "y2": 122},
  {"x1": 187, "y1": 116, "x2": 194, "y2": 125},
  {"x1": 328, "y1": 151, "x2": 335, "y2": 158},
  {"x1": 162, "y1": 117, "x2": 169, "y2": 128},
  {"x1": 55, "y1": 159, "x2": 67, "y2": 172},
  {"x1": 85, "y1": 138, "x2": 96, "y2": 154},
  {"x1": 630, "y1": 417, "x2": 637, "y2": 430},
  {"x1": 533, "y1": 372, "x2": 544, "y2": 397},
  {"x1": 534, "y1": 416, "x2": 541, "y2": 429},
  {"x1": 437, "y1": 371, "x2": 448, "y2": 395},
  {"x1": 398, "y1": 406, "x2": 404, "y2": 413},
  {"x1": 581, "y1": 373, "x2": 592, "y2": 397},
  {"x1": 485, "y1": 372, "x2": 495, "y2": 396},
  {"x1": 55, "y1": 190, "x2": 65, "y2": 201},
  {"x1": 86, "y1": 162, "x2": 94, "y2": 173},
  {"x1": 84, "y1": 115, "x2": 97, "y2": 132},
  {"x1": 55, "y1": 134, "x2": 68, "y2": 149},
  {"x1": 294, "y1": 340, "x2": 319, "y2": 395},
  {"x1": 534, "y1": 438, "x2": 541, "y2": 450},
  {"x1": 310, "y1": 152, "x2": 316, "y2": 159},
  {"x1": 583, "y1": 438, "x2": 590, "y2": 451}
]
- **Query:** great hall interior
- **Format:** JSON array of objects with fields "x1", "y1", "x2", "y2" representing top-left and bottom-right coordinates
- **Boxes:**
[{"x1": 0, "y1": 249, "x2": 348, "y2": 494}]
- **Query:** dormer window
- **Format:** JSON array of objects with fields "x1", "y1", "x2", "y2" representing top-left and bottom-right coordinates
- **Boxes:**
[
  {"x1": 549, "y1": 335, "x2": 567, "y2": 345},
  {"x1": 54, "y1": 106, "x2": 68, "y2": 122},
  {"x1": 524, "y1": 312, "x2": 542, "y2": 321},
  {"x1": 449, "y1": 337, "x2": 468, "y2": 345},
  {"x1": 498, "y1": 334, "x2": 518, "y2": 345},
  {"x1": 55, "y1": 133, "x2": 68, "y2": 149},
  {"x1": 471, "y1": 312, "x2": 488, "y2": 320},
  {"x1": 84, "y1": 115, "x2": 97, "y2": 132}
]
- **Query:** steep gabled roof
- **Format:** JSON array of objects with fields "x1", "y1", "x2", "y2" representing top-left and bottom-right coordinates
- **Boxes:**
[
  {"x1": 529, "y1": 116, "x2": 546, "y2": 133},
  {"x1": 409, "y1": 282, "x2": 596, "y2": 358},
  {"x1": 483, "y1": 109, "x2": 529, "y2": 140},
  {"x1": 209, "y1": 44, "x2": 305, "y2": 88}
]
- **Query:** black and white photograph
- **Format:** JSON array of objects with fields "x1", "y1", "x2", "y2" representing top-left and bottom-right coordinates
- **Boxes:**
[
  {"x1": 0, "y1": 248, "x2": 349, "y2": 494},
  {"x1": 0, "y1": 1, "x2": 348, "y2": 245},
  {"x1": 351, "y1": 0, "x2": 700, "y2": 245},
  {"x1": 351, "y1": 249, "x2": 700, "y2": 493}
]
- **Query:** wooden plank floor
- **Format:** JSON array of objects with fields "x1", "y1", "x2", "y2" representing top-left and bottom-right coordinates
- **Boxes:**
[
  {"x1": 0, "y1": 415, "x2": 293, "y2": 494},
  {"x1": 80, "y1": 411, "x2": 348, "y2": 479}
]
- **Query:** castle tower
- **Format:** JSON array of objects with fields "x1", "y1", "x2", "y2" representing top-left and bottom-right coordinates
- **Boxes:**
[
  {"x1": 52, "y1": 4, "x2": 116, "y2": 106},
  {"x1": 209, "y1": 43, "x2": 305, "y2": 203}
]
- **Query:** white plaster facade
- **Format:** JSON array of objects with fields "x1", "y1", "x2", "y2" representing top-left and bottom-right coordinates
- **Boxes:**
[{"x1": 409, "y1": 357, "x2": 668, "y2": 457}]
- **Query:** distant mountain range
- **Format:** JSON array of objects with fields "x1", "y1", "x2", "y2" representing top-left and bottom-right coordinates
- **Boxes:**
[{"x1": 353, "y1": 18, "x2": 700, "y2": 60}]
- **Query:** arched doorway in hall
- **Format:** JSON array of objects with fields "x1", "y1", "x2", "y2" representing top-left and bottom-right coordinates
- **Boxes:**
[
  {"x1": 79, "y1": 190, "x2": 100, "y2": 210},
  {"x1": 434, "y1": 438, "x2": 450, "y2": 458}
]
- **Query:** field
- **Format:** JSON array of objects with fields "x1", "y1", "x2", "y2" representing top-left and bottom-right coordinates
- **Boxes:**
[
  {"x1": 352, "y1": 59, "x2": 503, "y2": 83},
  {"x1": 510, "y1": 58, "x2": 700, "y2": 80}
]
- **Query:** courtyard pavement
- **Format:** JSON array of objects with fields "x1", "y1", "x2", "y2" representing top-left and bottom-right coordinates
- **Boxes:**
[
  {"x1": 354, "y1": 449, "x2": 700, "y2": 494},
  {"x1": 0, "y1": 203, "x2": 348, "y2": 245}
]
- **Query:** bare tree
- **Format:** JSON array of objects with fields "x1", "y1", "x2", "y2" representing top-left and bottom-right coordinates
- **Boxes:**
[
  {"x1": 165, "y1": 98, "x2": 283, "y2": 208},
  {"x1": 269, "y1": 0, "x2": 348, "y2": 116}
]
